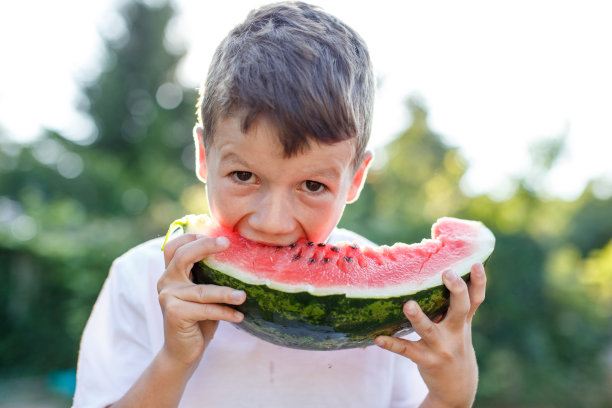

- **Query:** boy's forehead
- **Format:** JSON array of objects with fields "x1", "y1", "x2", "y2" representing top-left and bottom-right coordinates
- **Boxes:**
[{"x1": 211, "y1": 114, "x2": 359, "y2": 164}]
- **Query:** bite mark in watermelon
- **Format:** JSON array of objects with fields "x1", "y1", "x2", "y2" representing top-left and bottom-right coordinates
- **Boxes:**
[{"x1": 164, "y1": 215, "x2": 495, "y2": 350}]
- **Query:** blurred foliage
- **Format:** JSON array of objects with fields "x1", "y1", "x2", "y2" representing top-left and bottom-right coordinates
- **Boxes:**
[
  {"x1": 1, "y1": 0, "x2": 611, "y2": 406},
  {"x1": 0, "y1": 0, "x2": 202, "y2": 377},
  {"x1": 341, "y1": 97, "x2": 469, "y2": 245},
  {"x1": 340, "y1": 98, "x2": 612, "y2": 406}
]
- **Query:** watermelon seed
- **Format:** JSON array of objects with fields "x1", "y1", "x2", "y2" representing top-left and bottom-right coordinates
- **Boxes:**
[
  {"x1": 350, "y1": 244, "x2": 359, "y2": 249},
  {"x1": 307, "y1": 242, "x2": 315, "y2": 246},
  {"x1": 322, "y1": 257, "x2": 330, "y2": 263},
  {"x1": 344, "y1": 256, "x2": 353, "y2": 262},
  {"x1": 331, "y1": 246, "x2": 340, "y2": 252},
  {"x1": 290, "y1": 243, "x2": 297, "y2": 248},
  {"x1": 308, "y1": 257, "x2": 316, "y2": 264},
  {"x1": 293, "y1": 254, "x2": 301, "y2": 260},
  {"x1": 317, "y1": 243, "x2": 326, "y2": 247}
]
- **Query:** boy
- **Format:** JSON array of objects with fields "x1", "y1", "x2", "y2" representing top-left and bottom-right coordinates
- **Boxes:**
[{"x1": 74, "y1": 2, "x2": 486, "y2": 407}]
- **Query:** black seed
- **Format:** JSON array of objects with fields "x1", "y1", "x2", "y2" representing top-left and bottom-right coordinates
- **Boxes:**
[
  {"x1": 308, "y1": 257, "x2": 316, "y2": 264},
  {"x1": 317, "y1": 243, "x2": 326, "y2": 247},
  {"x1": 350, "y1": 244, "x2": 359, "y2": 249},
  {"x1": 307, "y1": 241, "x2": 314, "y2": 246},
  {"x1": 331, "y1": 246, "x2": 340, "y2": 252},
  {"x1": 293, "y1": 254, "x2": 301, "y2": 260},
  {"x1": 322, "y1": 258, "x2": 330, "y2": 263},
  {"x1": 276, "y1": 246, "x2": 282, "y2": 250},
  {"x1": 344, "y1": 256, "x2": 353, "y2": 262},
  {"x1": 289, "y1": 243, "x2": 297, "y2": 248}
]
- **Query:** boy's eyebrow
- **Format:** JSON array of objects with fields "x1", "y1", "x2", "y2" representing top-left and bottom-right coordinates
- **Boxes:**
[
  {"x1": 220, "y1": 151, "x2": 343, "y2": 180},
  {"x1": 307, "y1": 167, "x2": 342, "y2": 180},
  {"x1": 220, "y1": 152, "x2": 251, "y2": 167}
]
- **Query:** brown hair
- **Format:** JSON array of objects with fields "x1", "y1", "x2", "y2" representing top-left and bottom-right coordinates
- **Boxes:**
[{"x1": 196, "y1": 1, "x2": 375, "y2": 166}]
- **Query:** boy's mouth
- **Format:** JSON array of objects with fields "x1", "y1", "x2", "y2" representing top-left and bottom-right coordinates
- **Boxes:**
[
  {"x1": 245, "y1": 237, "x2": 298, "y2": 247},
  {"x1": 234, "y1": 229, "x2": 300, "y2": 248}
]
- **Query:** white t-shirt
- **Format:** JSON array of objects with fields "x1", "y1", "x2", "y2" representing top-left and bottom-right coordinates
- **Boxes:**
[{"x1": 73, "y1": 228, "x2": 428, "y2": 408}]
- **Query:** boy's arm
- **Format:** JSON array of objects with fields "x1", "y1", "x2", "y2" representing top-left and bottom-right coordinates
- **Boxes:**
[
  {"x1": 375, "y1": 263, "x2": 487, "y2": 408},
  {"x1": 108, "y1": 347, "x2": 198, "y2": 408},
  {"x1": 110, "y1": 234, "x2": 246, "y2": 408}
]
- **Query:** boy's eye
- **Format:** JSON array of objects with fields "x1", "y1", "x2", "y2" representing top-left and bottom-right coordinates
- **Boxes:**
[
  {"x1": 302, "y1": 180, "x2": 325, "y2": 193},
  {"x1": 232, "y1": 171, "x2": 255, "y2": 183}
]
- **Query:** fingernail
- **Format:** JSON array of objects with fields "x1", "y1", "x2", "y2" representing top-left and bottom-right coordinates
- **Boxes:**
[
  {"x1": 405, "y1": 301, "x2": 417, "y2": 316},
  {"x1": 475, "y1": 263, "x2": 485, "y2": 276},
  {"x1": 374, "y1": 337, "x2": 385, "y2": 347},
  {"x1": 234, "y1": 311, "x2": 244, "y2": 320},
  {"x1": 231, "y1": 290, "x2": 245, "y2": 301},
  {"x1": 216, "y1": 236, "x2": 229, "y2": 246},
  {"x1": 444, "y1": 270, "x2": 459, "y2": 282}
]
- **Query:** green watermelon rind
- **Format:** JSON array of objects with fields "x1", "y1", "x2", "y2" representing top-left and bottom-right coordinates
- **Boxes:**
[{"x1": 193, "y1": 261, "x2": 470, "y2": 350}]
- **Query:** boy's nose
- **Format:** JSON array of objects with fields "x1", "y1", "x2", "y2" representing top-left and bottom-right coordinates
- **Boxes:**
[{"x1": 248, "y1": 192, "x2": 297, "y2": 238}]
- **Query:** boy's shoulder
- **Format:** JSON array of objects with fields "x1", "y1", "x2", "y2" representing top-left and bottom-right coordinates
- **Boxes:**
[
  {"x1": 114, "y1": 236, "x2": 165, "y2": 266},
  {"x1": 108, "y1": 237, "x2": 166, "y2": 285},
  {"x1": 121, "y1": 236, "x2": 166, "y2": 258}
]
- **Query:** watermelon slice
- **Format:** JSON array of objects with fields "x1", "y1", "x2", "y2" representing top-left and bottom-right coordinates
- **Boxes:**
[{"x1": 164, "y1": 214, "x2": 495, "y2": 350}]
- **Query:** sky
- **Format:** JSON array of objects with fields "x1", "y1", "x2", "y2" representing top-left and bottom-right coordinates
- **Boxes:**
[{"x1": 1, "y1": 0, "x2": 611, "y2": 200}]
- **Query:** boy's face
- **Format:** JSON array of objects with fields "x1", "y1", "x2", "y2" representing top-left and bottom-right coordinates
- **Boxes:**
[{"x1": 195, "y1": 115, "x2": 372, "y2": 246}]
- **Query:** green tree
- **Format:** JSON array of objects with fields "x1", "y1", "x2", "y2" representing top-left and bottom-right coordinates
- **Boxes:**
[
  {"x1": 341, "y1": 99, "x2": 612, "y2": 407},
  {"x1": 341, "y1": 97, "x2": 467, "y2": 244},
  {"x1": 0, "y1": 0, "x2": 200, "y2": 377}
]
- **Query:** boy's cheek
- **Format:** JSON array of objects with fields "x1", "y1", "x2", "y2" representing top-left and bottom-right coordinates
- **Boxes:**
[{"x1": 206, "y1": 180, "x2": 347, "y2": 244}]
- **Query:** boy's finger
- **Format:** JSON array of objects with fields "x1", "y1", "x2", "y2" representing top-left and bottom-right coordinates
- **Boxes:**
[
  {"x1": 161, "y1": 284, "x2": 246, "y2": 306},
  {"x1": 163, "y1": 297, "x2": 244, "y2": 324},
  {"x1": 403, "y1": 301, "x2": 439, "y2": 346},
  {"x1": 467, "y1": 263, "x2": 487, "y2": 319},
  {"x1": 163, "y1": 233, "x2": 200, "y2": 266},
  {"x1": 441, "y1": 270, "x2": 471, "y2": 331},
  {"x1": 374, "y1": 336, "x2": 423, "y2": 363},
  {"x1": 164, "y1": 236, "x2": 230, "y2": 280}
]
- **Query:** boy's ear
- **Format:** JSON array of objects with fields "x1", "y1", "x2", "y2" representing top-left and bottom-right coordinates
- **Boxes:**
[
  {"x1": 193, "y1": 125, "x2": 208, "y2": 182},
  {"x1": 346, "y1": 150, "x2": 374, "y2": 204}
]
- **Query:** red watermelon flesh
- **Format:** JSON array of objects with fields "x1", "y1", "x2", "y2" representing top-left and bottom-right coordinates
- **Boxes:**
[{"x1": 172, "y1": 215, "x2": 495, "y2": 298}]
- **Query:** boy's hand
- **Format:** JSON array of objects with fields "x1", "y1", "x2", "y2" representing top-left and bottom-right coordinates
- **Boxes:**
[
  {"x1": 375, "y1": 263, "x2": 486, "y2": 408},
  {"x1": 159, "y1": 234, "x2": 246, "y2": 368}
]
